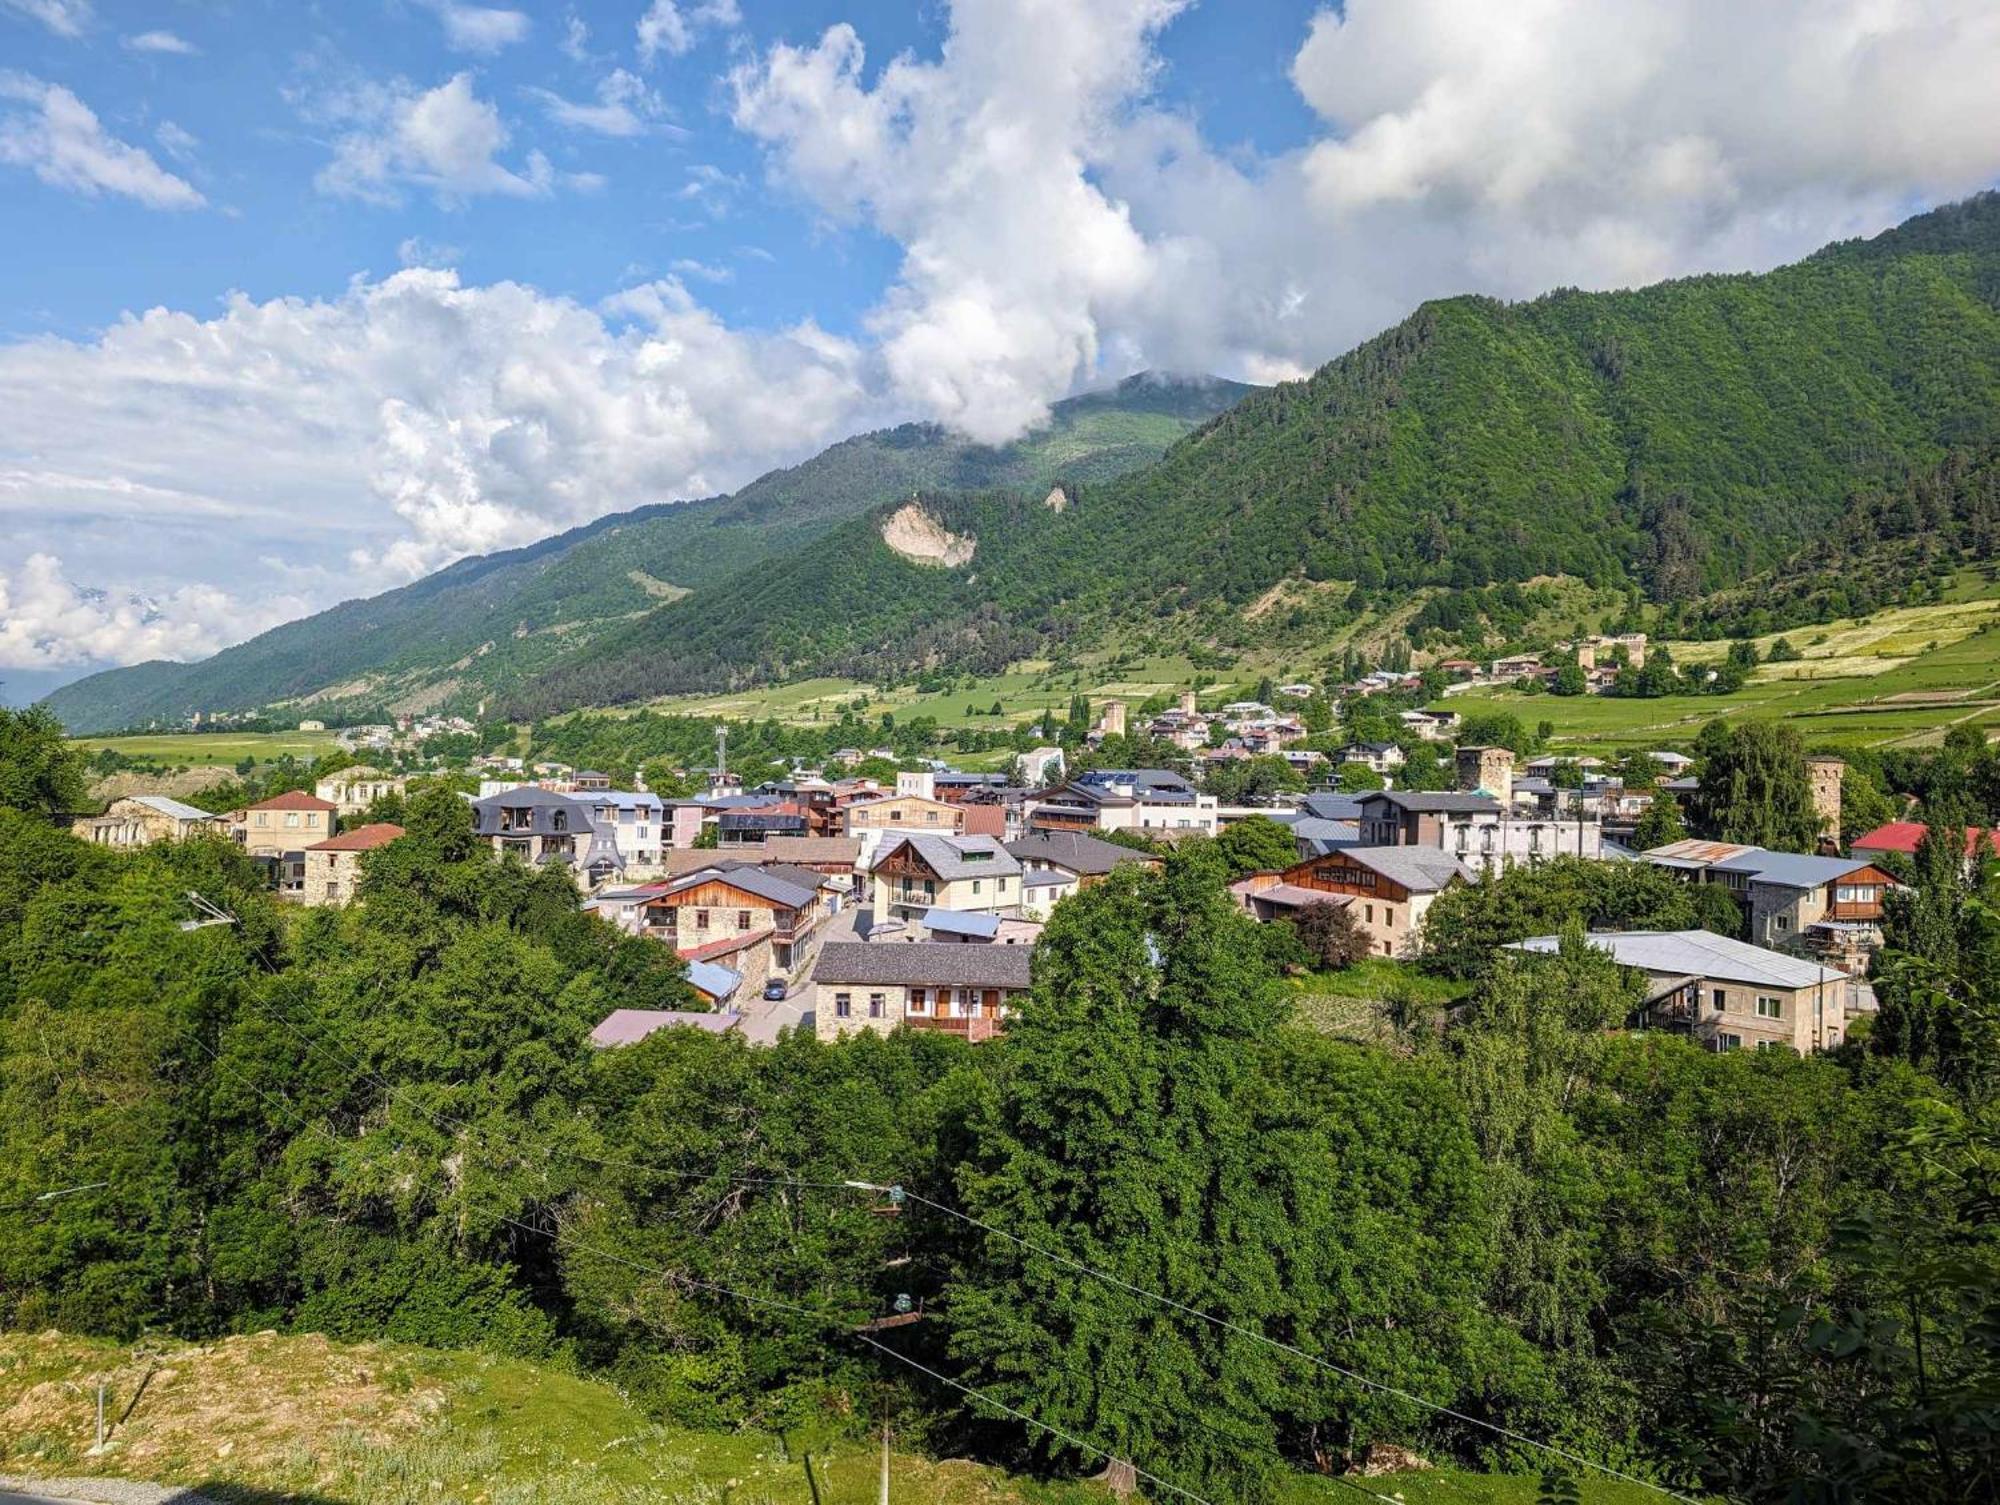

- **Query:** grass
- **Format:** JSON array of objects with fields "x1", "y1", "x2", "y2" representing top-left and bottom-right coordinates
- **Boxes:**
[
  {"x1": 0, "y1": 1331, "x2": 1680, "y2": 1505},
  {"x1": 1287, "y1": 959, "x2": 1471, "y2": 1047},
  {"x1": 71, "y1": 731, "x2": 340, "y2": 766}
]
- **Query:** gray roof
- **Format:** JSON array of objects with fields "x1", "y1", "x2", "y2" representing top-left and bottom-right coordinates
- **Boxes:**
[
  {"x1": 472, "y1": 787, "x2": 597, "y2": 838},
  {"x1": 878, "y1": 833, "x2": 1021, "y2": 881},
  {"x1": 1005, "y1": 829, "x2": 1152, "y2": 877},
  {"x1": 1710, "y1": 850, "x2": 1876, "y2": 889},
  {"x1": 589, "y1": 1008, "x2": 741, "y2": 1046},
  {"x1": 1328, "y1": 845, "x2": 1474, "y2": 892},
  {"x1": 663, "y1": 864, "x2": 818, "y2": 910},
  {"x1": 685, "y1": 960, "x2": 746, "y2": 1001},
  {"x1": 812, "y1": 941, "x2": 1033, "y2": 989},
  {"x1": 129, "y1": 794, "x2": 223, "y2": 823},
  {"x1": 922, "y1": 908, "x2": 1002, "y2": 939},
  {"x1": 1507, "y1": 930, "x2": 1848, "y2": 987},
  {"x1": 1300, "y1": 793, "x2": 1364, "y2": 821}
]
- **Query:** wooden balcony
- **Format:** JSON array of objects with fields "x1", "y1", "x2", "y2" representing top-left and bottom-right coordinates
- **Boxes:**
[{"x1": 906, "y1": 1014, "x2": 1004, "y2": 1042}]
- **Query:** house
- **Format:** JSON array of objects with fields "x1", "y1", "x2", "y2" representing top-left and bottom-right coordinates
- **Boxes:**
[
  {"x1": 1018, "y1": 868, "x2": 1080, "y2": 919},
  {"x1": 71, "y1": 794, "x2": 226, "y2": 848},
  {"x1": 1488, "y1": 653, "x2": 1544, "y2": 679},
  {"x1": 1435, "y1": 659, "x2": 1480, "y2": 680},
  {"x1": 1005, "y1": 830, "x2": 1160, "y2": 889},
  {"x1": 872, "y1": 834, "x2": 1023, "y2": 924},
  {"x1": 578, "y1": 789, "x2": 668, "y2": 869},
  {"x1": 717, "y1": 801, "x2": 812, "y2": 845},
  {"x1": 298, "y1": 822, "x2": 404, "y2": 906},
  {"x1": 843, "y1": 792, "x2": 965, "y2": 837},
  {"x1": 588, "y1": 1007, "x2": 742, "y2": 1047},
  {"x1": 1398, "y1": 709, "x2": 1460, "y2": 742},
  {"x1": 1017, "y1": 746, "x2": 1067, "y2": 785},
  {"x1": 685, "y1": 959, "x2": 746, "y2": 1007},
  {"x1": 1850, "y1": 821, "x2": 2000, "y2": 870},
  {"x1": 1506, "y1": 930, "x2": 1851, "y2": 1052},
  {"x1": 235, "y1": 790, "x2": 339, "y2": 858},
  {"x1": 314, "y1": 766, "x2": 405, "y2": 817},
  {"x1": 811, "y1": 941, "x2": 1032, "y2": 1042},
  {"x1": 1567, "y1": 633, "x2": 1648, "y2": 670},
  {"x1": 1231, "y1": 846, "x2": 1473, "y2": 958},
  {"x1": 1648, "y1": 751, "x2": 1694, "y2": 774},
  {"x1": 471, "y1": 787, "x2": 624, "y2": 885},
  {"x1": 1353, "y1": 790, "x2": 1603, "y2": 876},
  {"x1": 1339, "y1": 741, "x2": 1407, "y2": 774},
  {"x1": 1642, "y1": 840, "x2": 1897, "y2": 968},
  {"x1": 757, "y1": 836, "x2": 864, "y2": 884},
  {"x1": 1027, "y1": 769, "x2": 1219, "y2": 836},
  {"x1": 640, "y1": 863, "x2": 831, "y2": 986}
]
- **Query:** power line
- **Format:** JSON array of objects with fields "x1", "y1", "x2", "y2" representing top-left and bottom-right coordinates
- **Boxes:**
[
  {"x1": 875, "y1": 1184, "x2": 1703, "y2": 1505},
  {"x1": 179, "y1": 1028, "x2": 1211, "y2": 1505}
]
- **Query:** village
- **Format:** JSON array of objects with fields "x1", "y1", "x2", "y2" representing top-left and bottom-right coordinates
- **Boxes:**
[{"x1": 69, "y1": 650, "x2": 1938, "y2": 1063}]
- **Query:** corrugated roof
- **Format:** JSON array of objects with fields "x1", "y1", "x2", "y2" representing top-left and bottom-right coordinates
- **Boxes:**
[
  {"x1": 1852, "y1": 821, "x2": 2000, "y2": 857},
  {"x1": 685, "y1": 960, "x2": 745, "y2": 1001},
  {"x1": 250, "y1": 789, "x2": 339, "y2": 812},
  {"x1": 663, "y1": 865, "x2": 818, "y2": 910},
  {"x1": 812, "y1": 941, "x2": 1032, "y2": 989},
  {"x1": 588, "y1": 1008, "x2": 740, "y2": 1046},
  {"x1": 1508, "y1": 929, "x2": 1847, "y2": 988},
  {"x1": 1710, "y1": 850, "x2": 1874, "y2": 888},
  {"x1": 128, "y1": 794, "x2": 223, "y2": 822},
  {"x1": 1362, "y1": 791, "x2": 1501, "y2": 815}
]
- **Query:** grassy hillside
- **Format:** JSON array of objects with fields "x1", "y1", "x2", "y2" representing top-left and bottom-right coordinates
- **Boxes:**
[
  {"x1": 0, "y1": 1331, "x2": 1663, "y2": 1505},
  {"x1": 515, "y1": 194, "x2": 2000, "y2": 716},
  {"x1": 43, "y1": 375, "x2": 1252, "y2": 734}
]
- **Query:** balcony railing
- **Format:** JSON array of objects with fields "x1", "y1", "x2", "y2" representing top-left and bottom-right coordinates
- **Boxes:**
[{"x1": 907, "y1": 1015, "x2": 1004, "y2": 1041}]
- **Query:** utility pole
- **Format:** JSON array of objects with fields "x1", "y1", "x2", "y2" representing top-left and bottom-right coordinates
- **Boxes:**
[{"x1": 877, "y1": 1389, "x2": 891, "y2": 1505}]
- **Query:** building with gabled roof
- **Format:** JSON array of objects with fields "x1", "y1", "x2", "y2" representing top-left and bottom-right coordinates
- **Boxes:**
[
  {"x1": 638, "y1": 861, "x2": 830, "y2": 985},
  {"x1": 298, "y1": 822, "x2": 404, "y2": 907},
  {"x1": 235, "y1": 789, "x2": 339, "y2": 858},
  {"x1": 72, "y1": 794, "x2": 227, "y2": 849},
  {"x1": 811, "y1": 940, "x2": 1032, "y2": 1042},
  {"x1": 1232, "y1": 845, "x2": 1474, "y2": 958},
  {"x1": 871, "y1": 834, "x2": 1022, "y2": 924}
]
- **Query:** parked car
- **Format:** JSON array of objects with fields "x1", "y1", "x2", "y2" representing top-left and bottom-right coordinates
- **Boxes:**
[{"x1": 763, "y1": 979, "x2": 789, "y2": 1002}]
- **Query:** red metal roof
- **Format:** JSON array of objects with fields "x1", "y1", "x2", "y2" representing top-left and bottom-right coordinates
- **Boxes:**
[
  {"x1": 307, "y1": 822, "x2": 405, "y2": 852},
  {"x1": 249, "y1": 789, "x2": 339, "y2": 812},
  {"x1": 677, "y1": 930, "x2": 774, "y2": 962},
  {"x1": 1852, "y1": 821, "x2": 2000, "y2": 857}
]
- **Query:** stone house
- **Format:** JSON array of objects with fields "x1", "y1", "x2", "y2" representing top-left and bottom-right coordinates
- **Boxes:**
[
  {"x1": 298, "y1": 822, "x2": 404, "y2": 906},
  {"x1": 811, "y1": 941, "x2": 1032, "y2": 1042},
  {"x1": 72, "y1": 794, "x2": 226, "y2": 848},
  {"x1": 870, "y1": 834, "x2": 1023, "y2": 925},
  {"x1": 314, "y1": 767, "x2": 406, "y2": 817},
  {"x1": 1231, "y1": 845, "x2": 1472, "y2": 958}
]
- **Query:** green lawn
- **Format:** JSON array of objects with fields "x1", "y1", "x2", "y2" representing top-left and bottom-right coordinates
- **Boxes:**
[{"x1": 71, "y1": 731, "x2": 340, "y2": 766}]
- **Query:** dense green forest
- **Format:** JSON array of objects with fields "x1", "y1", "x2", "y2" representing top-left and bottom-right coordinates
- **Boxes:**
[
  {"x1": 511, "y1": 194, "x2": 2000, "y2": 715},
  {"x1": 4, "y1": 710, "x2": 1997, "y2": 1501},
  {"x1": 43, "y1": 375, "x2": 1251, "y2": 734}
]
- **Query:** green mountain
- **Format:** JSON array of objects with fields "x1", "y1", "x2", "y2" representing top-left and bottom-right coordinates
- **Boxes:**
[
  {"x1": 44, "y1": 374, "x2": 1252, "y2": 732},
  {"x1": 511, "y1": 193, "x2": 2000, "y2": 717}
]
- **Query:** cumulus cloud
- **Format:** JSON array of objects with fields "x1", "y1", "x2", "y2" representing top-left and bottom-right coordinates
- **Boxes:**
[
  {"x1": 0, "y1": 73, "x2": 205, "y2": 208},
  {"x1": 315, "y1": 72, "x2": 555, "y2": 205},
  {"x1": 529, "y1": 69, "x2": 669, "y2": 137},
  {"x1": 731, "y1": 0, "x2": 2000, "y2": 443},
  {"x1": 0, "y1": 268, "x2": 874, "y2": 665},
  {"x1": 0, "y1": 0, "x2": 89, "y2": 37},
  {"x1": 0, "y1": 554, "x2": 301, "y2": 670},
  {"x1": 637, "y1": 0, "x2": 740, "y2": 62},
  {"x1": 123, "y1": 29, "x2": 196, "y2": 55}
]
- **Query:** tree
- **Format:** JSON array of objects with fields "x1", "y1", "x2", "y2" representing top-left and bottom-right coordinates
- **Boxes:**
[
  {"x1": 1337, "y1": 762, "x2": 1386, "y2": 793},
  {"x1": 1294, "y1": 900, "x2": 1368, "y2": 970},
  {"x1": 1551, "y1": 663, "x2": 1588, "y2": 696},
  {"x1": 0, "y1": 706, "x2": 88, "y2": 817},
  {"x1": 1215, "y1": 815, "x2": 1301, "y2": 877},
  {"x1": 1840, "y1": 764, "x2": 1900, "y2": 843},
  {"x1": 1205, "y1": 756, "x2": 1306, "y2": 806},
  {"x1": 1631, "y1": 793, "x2": 1687, "y2": 850},
  {"x1": 1421, "y1": 858, "x2": 1704, "y2": 979},
  {"x1": 1684, "y1": 720, "x2": 1822, "y2": 852}
]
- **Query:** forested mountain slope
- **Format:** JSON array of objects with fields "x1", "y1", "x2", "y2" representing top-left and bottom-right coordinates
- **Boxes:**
[
  {"x1": 514, "y1": 194, "x2": 2000, "y2": 714},
  {"x1": 44, "y1": 374, "x2": 1250, "y2": 732}
]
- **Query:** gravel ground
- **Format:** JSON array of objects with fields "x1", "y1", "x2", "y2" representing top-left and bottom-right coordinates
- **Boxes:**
[{"x1": 0, "y1": 1477, "x2": 217, "y2": 1505}]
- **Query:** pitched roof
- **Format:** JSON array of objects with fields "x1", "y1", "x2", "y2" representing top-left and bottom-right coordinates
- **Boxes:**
[
  {"x1": 588, "y1": 1008, "x2": 741, "y2": 1046},
  {"x1": 1507, "y1": 929, "x2": 1848, "y2": 988},
  {"x1": 1229, "y1": 879, "x2": 1352, "y2": 910},
  {"x1": 1005, "y1": 829, "x2": 1154, "y2": 876},
  {"x1": 1710, "y1": 850, "x2": 1876, "y2": 888},
  {"x1": 1360, "y1": 791, "x2": 1500, "y2": 815},
  {"x1": 128, "y1": 794, "x2": 223, "y2": 823},
  {"x1": 684, "y1": 960, "x2": 745, "y2": 1001},
  {"x1": 249, "y1": 789, "x2": 338, "y2": 812},
  {"x1": 759, "y1": 836, "x2": 863, "y2": 865},
  {"x1": 812, "y1": 941, "x2": 1033, "y2": 989},
  {"x1": 662, "y1": 864, "x2": 818, "y2": 910},
  {"x1": 1312, "y1": 844, "x2": 1474, "y2": 892},
  {"x1": 307, "y1": 822, "x2": 405, "y2": 853},
  {"x1": 1300, "y1": 793, "x2": 1364, "y2": 821},
  {"x1": 877, "y1": 833, "x2": 1021, "y2": 880},
  {"x1": 1643, "y1": 837, "x2": 1761, "y2": 867}
]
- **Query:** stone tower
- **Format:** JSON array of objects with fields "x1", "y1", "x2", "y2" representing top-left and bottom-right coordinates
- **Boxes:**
[
  {"x1": 1100, "y1": 700, "x2": 1127, "y2": 738},
  {"x1": 1807, "y1": 756, "x2": 1844, "y2": 851},
  {"x1": 1456, "y1": 745, "x2": 1515, "y2": 806},
  {"x1": 1178, "y1": 689, "x2": 1198, "y2": 717}
]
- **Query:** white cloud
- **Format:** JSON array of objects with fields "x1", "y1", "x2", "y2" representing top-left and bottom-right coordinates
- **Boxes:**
[
  {"x1": 422, "y1": 1, "x2": 529, "y2": 54},
  {"x1": 0, "y1": 0, "x2": 90, "y2": 38},
  {"x1": 670, "y1": 258, "x2": 732, "y2": 283},
  {"x1": 730, "y1": 0, "x2": 2000, "y2": 444},
  {"x1": 0, "y1": 553, "x2": 304, "y2": 670},
  {"x1": 560, "y1": 12, "x2": 590, "y2": 62},
  {"x1": 0, "y1": 268, "x2": 873, "y2": 665},
  {"x1": 0, "y1": 73, "x2": 205, "y2": 208},
  {"x1": 123, "y1": 29, "x2": 196, "y2": 55},
  {"x1": 153, "y1": 120, "x2": 198, "y2": 163},
  {"x1": 529, "y1": 69, "x2": 668, "y2": 137},
  {"x1": 314, "y1": 72, "x2": 554, "y2": 206},
  {"x1": 637, "y1": 0, "x2": 740, "y2": 63}
]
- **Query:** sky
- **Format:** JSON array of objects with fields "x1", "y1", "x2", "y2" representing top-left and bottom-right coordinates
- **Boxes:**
[{"x1": 2, "y1": 0, "x2": 1998, "y2": 701}]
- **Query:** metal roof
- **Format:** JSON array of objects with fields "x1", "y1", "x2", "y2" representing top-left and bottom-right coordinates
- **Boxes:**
[
  {"x1": 1710, "y1": 850, "x2": 1875, "y2": 888},
  {"x1": 876, "y1": 833, "x2": 1021, "y2": 881},
  {"x1": 128, "y1": 794, "x2": 224, "y2": 822},
  {"x1": 1323, "y1": 845, "x2": 1474, "y2": 892},
  {"x1": 921, "y1": 908, "x2": 1002, "y2": 939},
  {"x1": 684, "y1": 960, "x2": 746, "y2": 1001},
  {"x1": 588, "y1": 1008, "x2": 741, "y2": 1046},
  {"x1": 661, "y1": 864, "x2": 818, "y2": 910},
  {"x1": 1005, "y1": 829, "x2": 1152, "y2": 876},
  {"x1": 1507, "y1": 929, "x2": 1848, "y2": 988}
]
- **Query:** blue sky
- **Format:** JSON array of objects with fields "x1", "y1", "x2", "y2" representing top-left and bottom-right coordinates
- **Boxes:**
[{"x1": 1, "y1": 0, "x2": 1996, "y2": 695}]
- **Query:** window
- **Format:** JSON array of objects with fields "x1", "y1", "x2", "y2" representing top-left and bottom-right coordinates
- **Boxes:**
[
  {"x1": 325, "y1": 882, "x2": 340, "y2": 900},
  {"x1": 1715, "y1": 1033, "x2": 1743, "y2": 1052},
  {"x1": 1836, "y1": 884, "x2": 1875, "y2": 904},
  {"x1": 737, "y1": 910, "x2": 752, "y2": 931},
  {"x1": 924, "y1": 810, "x2": 939, "y2": 823},
  {"x1": 1755, "y1": 996, "x2": 1783, "y2": 1019},
  {"x1": 1364, "y1": 903, "x2": 1374, "y2": 923},
  {"x1": 285, "y1": 812, "x2": 300, "y2": 829},
  {"x1": 1775, "y1": 915, "x2": 1790, "y2": 932},
  {"x1": 1384, "y1": 907, "x2": 1395, "y2": 927},
  {"x1": 972, "y1": 879, "x2": 982, "y2": 896},
  {"x1": 255, "y1": 812, "x2": 268, "y2": 827},
  {"x1": 909, "y1": 988, "x2": 931, "y2": 1015},
  {"x1": 834, "y1": 992, "x2": 852, "y2": 1019},
  {"x1": 1711, "y1": 988, "x2": 1728, "y2": 1012},
  {"x1": 694, "y1": 908, "x2": 710, "y2": 929},
  {"x1": 637, "y1": 827, "x2": 650, "y2": 840},
  {"x1": 868, "y1": 993, "x2": 886, "y2": 1018}
]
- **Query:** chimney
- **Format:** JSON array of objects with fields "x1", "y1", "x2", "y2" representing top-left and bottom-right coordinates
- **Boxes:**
[
  {"x1": 1457, "y1": 745, "x2": 1515, "y2": 806},
  {"x1": 1806, "y1": 756, "x2": 1844, "y2": 852},
  {"x1": 1100, "y1": 700, "x2": 1127, "y2": 738}
]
